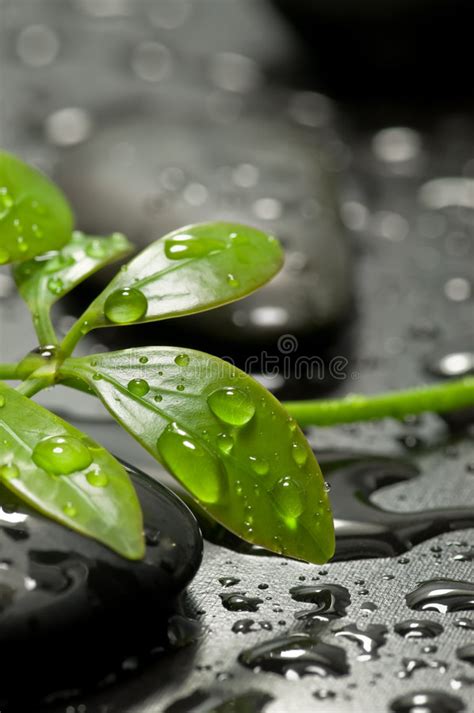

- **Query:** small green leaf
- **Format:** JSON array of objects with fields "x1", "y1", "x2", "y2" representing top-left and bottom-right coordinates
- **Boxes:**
[
  {"x1": 0, "y1": 382, "x2": 144, "y2": 559},
  {"x1": 60, "y1": 348, "x2": 335, "y2": 564},
  {"x1": 0, "y1": 151, "x2": 73, "y2": 263},
  {"x1": 66, "y1": 222, "x2": 283, "y2": 339},
  {"x1": 13, "y1": 230, "x2": 133, "y2": 315}
]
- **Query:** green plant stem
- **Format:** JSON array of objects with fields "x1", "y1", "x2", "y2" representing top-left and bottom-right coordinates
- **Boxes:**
[
  {"x1": 16, "y1": 377, "x2": 50, "y2": 398},
  {"x1": 283, "y1": 377, "x2": 474, "y2": 427},
  {"x1": 0, "y1": 363, "x2": 20, "y2": 380},
  {"x1": 60, "y1": 316, "x2": 91, "y2": 357},
  {"x1": 33, "y1": 307, "x2": 58, "y2": 346}
]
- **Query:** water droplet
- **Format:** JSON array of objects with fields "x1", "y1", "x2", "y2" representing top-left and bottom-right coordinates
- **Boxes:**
[
  {"x1": 323, "y1": 481, "x2": 331, "y2": 493},
  {"x1": 154, "y1": 394, "x2": 163, "y2": 403},
  {"x1": 127, "y1": 378, "x2": 150, "y2": 397},
  {"x1": 394, "y1": 620, "x2": 444, "y2": 639},
  {"x1": 390, "y1": 690, "x2": 465, "y2": 713},
  {"x1": 176, "y1": 384, "x2": 185, "y2": 392},
  {"x1": 218, "y1": 576, "x2": 240, "y2": 587},
  {"x1": 86, "y1": 239, "x2": 107, "y2": 258},
  {"x1": 164, "y1": 233, "x2": 225, "y2": 260},
  {"x1": 47, "y1": 277, "x2": 64, "y2": 295},
  {"x1": 0, "y1": 464, "x2": 19, "y2": 481},
  {"x1": 217, "y1": 433, "x2": 234, "y2": 455},
  {"x1": 397, "y1": 657, "x2": 428, "y2": 679},
  {"x1": 271, "y1": 476, "x2": 304, "y2": 518},
  {"x1": 457, "y1": 644, "x2": 474, "y2": 665},
  {"x1": 139, "y1": 356, "x2": 149, "y2": 364},
  {"x1": 86, "y1": 469, "x2": 109, "y2": 488},
  {"x1": 0, "y1": 247, "x2": 10, "y2": 264},
  {"x1": 174, "y1": 353, "x2": 189, "y2": 367},
  {"x1": 207, "y1": 387, "x2": 255, "y2": 426},
  {"x1": 454, "y1": 618, "x2": 474, "y2": 630},
  {"x1": 157, "y1": 422, "x2": 223, "y2": 503},
  {"x1": 63, "y1": 501, "x2": 77, "y2": 517},
  {"x1": 0, "y1": 188, "x2": 13, "y2": 211},
  {"x1": 0, "y1": 395, "x2": 5, "y2": 408},
  {"x1": 239, "y1": 633, "x2": 349, "y2": 679},
  {"x1": 32, "y1": 435, "x2": 92, "y2": 475},
  {"x1": 406, "y1": 579, "x2": 474, "y2": 613},
  {"x1": 232, "y1": 618, "x2": 260, "y2": 634},
  {"x1": 227, "y1": 273, "x2": 239, "y2": 287},
  {"x1": 45, "y1": 107, "x2": 92, "y2": 147},
  {"x1": 104, "y1": 287, "x2": 148, "y2": 324},
  {"x1": 291, "y1": 584, "x2": 351, "y2": 623},
  {"x1": 333, "y1": 623, "x2": 387, "y2": 662},
  {"x1": 219, "y1": 591, "x2": 262, "y2": 612},
  {"x1": 291, "y1": 442, "x2": 308, "y2": 466},
  {"x1": 249, "y1": 456, "x2": 269, "y2": 475}
]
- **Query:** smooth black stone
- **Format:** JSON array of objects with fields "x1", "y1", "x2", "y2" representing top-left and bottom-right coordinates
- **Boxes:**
[{"x1": 0, "y1": 461, "x2": 202, "y2": 708}]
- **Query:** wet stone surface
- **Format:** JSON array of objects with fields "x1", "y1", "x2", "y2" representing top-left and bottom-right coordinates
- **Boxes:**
[{"x1": 0, "y1": 463, "x2": 202, "y2": 709}]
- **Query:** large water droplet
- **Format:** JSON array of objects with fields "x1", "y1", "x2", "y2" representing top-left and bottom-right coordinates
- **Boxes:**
[
  {"x1": 219, "y1": 591, "x2": 262, "y2": 612},
  {"x1": 174, "y1": 353, "x2": 190, "y2": 367},
  {"x1": 333, "y1": 623, "x2": 387, "y2": 662},
  {"x1": 394, "y1": 620, "x2": 444, "y2": 639},
  {"x1": 127, "y1": 378, "x2": 150, "y2": 397},
  {"x1": 104, "y1": 287, "x2": 148, "y2": 324},
  {"x1": 164, "y1": 233, "x2": 225, "y2": 260},
  {"x1": 390, "y1": 691, "x2": 465, "y2": 713},
  {"x1": 271, "y1": 476, "x2": 304, "y2": 518},
  {"x1": 207, "y1": 387, "x2": 255, "y2": 426},
  {"x1": 291, "y1": 584, "x2": 351, "y2": 623},
  {"x1": 32, "y1": 435, "x2": 92, "y2": 475},
  {"x1": 86, "y1": 239, "x2": 107, "y2": 259},
  {"x1": 158, "y1": 422, "x2": 223, "y2": 503},
  {"x1": 406, "y1": 579, "x2": 474, "y2": 613},
  {"x1": 239, "y1": 633, "x2": 349, "y2": 679}
]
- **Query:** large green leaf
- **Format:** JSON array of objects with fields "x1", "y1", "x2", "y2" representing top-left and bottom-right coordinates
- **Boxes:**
[
  {"x1": 64, "y1": 223, "x2": 283, "y2": 344},
  {"x1": 13, "y1": 230, "x2": 133, "y2": 315},
  {"x1": 0, "y1": 382, "x2": 144, "y2": 559},
  {"x1": 0, "y1": 151, "x2": 73, "y2": 263},
  {"x1": 60, "y1": 348, "x2": 335, "y2": 564}
]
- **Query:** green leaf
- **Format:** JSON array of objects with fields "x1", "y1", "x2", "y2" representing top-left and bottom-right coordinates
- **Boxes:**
[
  {"x1": 60, "y1": 348, "x2": 335, "y2": 564},
  {"x1": 0, "y1": 382, "x2": 144, "y2": 559},
  {"x1": 13, "y1": 230, "x2": 133, "y2": 316},
  {"x1": 0, "y1": 151, "x2": 73, "y2": 263},
  {"x1": 62, "y1": 223, "x2": 283, "y2": 351}
]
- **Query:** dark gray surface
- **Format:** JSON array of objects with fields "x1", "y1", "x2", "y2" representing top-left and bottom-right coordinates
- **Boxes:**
[{"x1": 1, "y1": 1, "x2": 474, "y2": 712}]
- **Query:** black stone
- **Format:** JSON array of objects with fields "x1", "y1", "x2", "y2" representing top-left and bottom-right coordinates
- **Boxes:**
[{"x1": 0, "y1": 461, "x2": 202, "y2": 708}]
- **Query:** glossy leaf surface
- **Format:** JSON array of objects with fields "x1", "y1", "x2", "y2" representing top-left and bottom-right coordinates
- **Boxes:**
[
  {"x1": 60, "y1": 348, "x2": 335, "y2": 564},
  {"x1": 0, "y1": 382, "x2": 144, "y2": 559},
  {"x1": 71, "y1": 222, "x2": 283, "y2": 335},
  {"x1": 13, "y1": 230, "x2": 133, "y2": 313},
  {"x1": 0, "y1": 151, "x2": 73, "y2": 263}
]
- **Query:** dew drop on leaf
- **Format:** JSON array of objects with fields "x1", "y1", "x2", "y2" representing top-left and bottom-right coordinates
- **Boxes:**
[
  {"x1": 157, "y1": 422, "x2": 224, "y2": 503},
  {"x1": 127, "y1": 378, "x2": 150, "y2": 397},
  {"x1": 86, "y1": 469, "x2": 109, "y2": 488},
  {"x1": 164, "y1": 234, "x2": 225, "y2": 260},
  {"x1": 32, "y1": 435, "x2": 92, "y2": 475},
  {"x1": 104, "y1": 287, "x2": 148, "y2": 324},
  {"x1": 47, "y1": 277, "x2": 64, "y2": 295},
  {"x1": 271, "y1": 476, "x2": 304, "y2": 518},
  {"x1": 139, "y1": 356, "x2": 149, "y2": 364},
  {"x1": 249, "y1": 456, "x2": 269, "y2": 475},
  {"x1": 174, "y1": 353, "x2": 190, "y2": 367},
  {"x1": 85, "y1": 239, "x2": 107, "y2": 259},
  {"x1": 217, "y1": 433, "x2": 234, "y2": 455},
  {"x1": 154, "y1": 394, "x2": 163, "y2": 403},
  {"x1": 0, "y1": 464, "x2": 19, "y2": 481},
  {"x1": 227, "y1": 273, "x2": 239, "y2": 287},
  {"x1": 207, "y1": 387, "x2": 255, "y2": 426},
  {"x1": 291, "y1": 442, "x2": 308, "y2": 466},
  {"x1": 63, "y1": 501, "x2": 77, "y2": 517}
]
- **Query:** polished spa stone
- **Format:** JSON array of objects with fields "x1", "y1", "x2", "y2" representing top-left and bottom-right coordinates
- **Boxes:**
[{"x1": 0, "y1": 462, "x2": 203, "y2": 708}]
